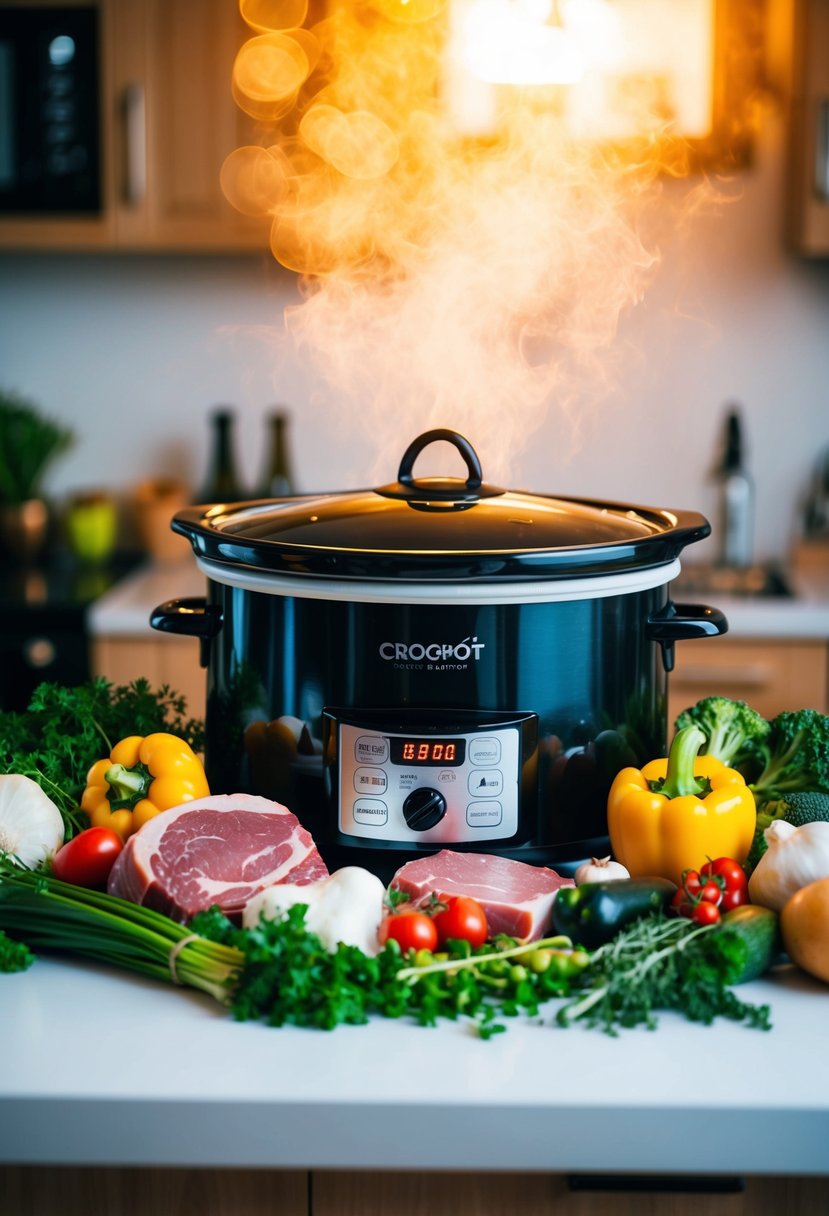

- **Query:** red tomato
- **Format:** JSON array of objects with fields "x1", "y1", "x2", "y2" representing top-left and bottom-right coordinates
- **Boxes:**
[
  {"x1": 699, "y1": 881, "x2": 723, "y2": 907},
  {"x1": 701, "y1": 856, "x2": 748, "y2": 895},
  {"x1": 692, "y1": 900, "x2": 721, "y2": 926},
  {"x1": 51, "y1": 827, "x2": 123, "y2": 889},
  {"x1": 432, "y1": 895, "x2": 489, "y2": 948},
  {"x1": 720, "y1": 885, "x2": 749, "y2": 912},
  {"x1": 378, "y1": 911, "x2": 439, "y2": 953},
  {"x1": 682, "y1": 869, "x2": 702, "y2": 898},
  {"x1": 670, "y1": 889, "x2": 693, "y2": 918}
]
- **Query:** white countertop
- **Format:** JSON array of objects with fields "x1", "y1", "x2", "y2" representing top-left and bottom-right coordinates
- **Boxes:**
[
  {"x1": 88, "y1": 559, "x2": 829, "y2": 640},
  {"x1": 0, "y1": 954, "x2": 827, "y2": 1175}
]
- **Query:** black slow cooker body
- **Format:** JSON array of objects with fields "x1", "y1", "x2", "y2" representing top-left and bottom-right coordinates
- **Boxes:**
[
  {"x1": 199, "y1": 582, "x2": 668, "y2": 877},
  {"x1": 152, "y1": 429, "x2": 726, "y2": 881}
]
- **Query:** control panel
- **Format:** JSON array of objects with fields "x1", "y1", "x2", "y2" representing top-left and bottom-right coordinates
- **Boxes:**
[{"x1": 324, "y1": 709, "x2": 537, "y2": 845}]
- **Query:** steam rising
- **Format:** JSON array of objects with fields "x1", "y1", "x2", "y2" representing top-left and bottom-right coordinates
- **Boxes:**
[{"x1": 224, "y1": 0, "x2": 712, "y2": 476}]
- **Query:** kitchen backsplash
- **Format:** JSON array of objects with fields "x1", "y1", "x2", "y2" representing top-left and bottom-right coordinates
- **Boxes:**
[{"x1": 1, "y1": 109, "x2": 827, "y2": 568}]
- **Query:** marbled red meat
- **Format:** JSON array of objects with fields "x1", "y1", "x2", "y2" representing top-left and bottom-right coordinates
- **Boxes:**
[
  {"x1": 107, "y1": 794, "x2": 328, "y2": 923},
  {"x1": 390, "y1": 849, "x2": 573, "y2": 941}
]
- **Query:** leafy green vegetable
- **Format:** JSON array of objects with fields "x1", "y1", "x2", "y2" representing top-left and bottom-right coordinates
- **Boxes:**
[
  {"x1": 0, "y1": 678, "x2": 204, "y2": 837},
  {"x1": 747, "y1": 709, "x2": 829, "y2": 801},
  {"x1": 0, "y1": 927, "x2": 34, "y2": 972},
  {"x1": 0, "y1": 388, "x2": 74, "y2": 504},
  {"x1": 556, "y1": 912, "x2": 773, "y2": 1036},
  {"x1": 673, "y1": 696, "x2": 770, "y2": 769}
]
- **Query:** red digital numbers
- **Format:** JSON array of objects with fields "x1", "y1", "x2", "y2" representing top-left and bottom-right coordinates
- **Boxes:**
[{"x1": 401, "y1": 740, "x2": 458, "y2": 762}]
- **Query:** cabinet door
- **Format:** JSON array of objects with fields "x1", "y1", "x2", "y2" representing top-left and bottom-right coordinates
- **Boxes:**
[
  {"x1": 109, "y1": 0, "x2": 268, "y2": 251},
  {"x1": 787, "y1": 0, "x2": 829, "y2": 254},
  {"x1": 667, "y1": 637, "x2": 829, "y2": 726},
  {"x1": 0, "y1": 0, "x2": 270, "y2": 252},
  {"x1": 92, "y1": 634, "x2": 206, "y2": 718}
]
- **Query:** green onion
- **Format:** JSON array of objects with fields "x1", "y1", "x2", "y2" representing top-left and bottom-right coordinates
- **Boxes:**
[{"x1": 0, "y1": 859, "x2": 241, "y2": 1002}]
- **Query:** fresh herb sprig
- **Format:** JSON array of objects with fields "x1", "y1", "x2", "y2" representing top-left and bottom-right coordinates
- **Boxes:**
[
  {"x1": 0, "y1": 678, "x2": 204, "y2": 836},
  {"x1": 557, "y1": 913, "x2": 772, "y2": 1035}
]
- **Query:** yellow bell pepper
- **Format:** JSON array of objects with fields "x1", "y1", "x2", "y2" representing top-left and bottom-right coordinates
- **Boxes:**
[
  {"x1": 81, "y1": 732, "x2": 210, "y2": 840},
  {"x1": 607, "y1": 725, "x2": 756, "y2": 888}
]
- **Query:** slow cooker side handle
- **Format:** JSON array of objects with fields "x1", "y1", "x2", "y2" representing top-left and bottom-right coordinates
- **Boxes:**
[
  {"x1": 150, "y1": 598, "x2": 223, "y2": 667},
  {"x1": 646, "y1": 601, "x2": 728, "y2": 674}
]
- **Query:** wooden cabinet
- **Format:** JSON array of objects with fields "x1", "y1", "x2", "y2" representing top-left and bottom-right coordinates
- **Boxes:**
[
  {"x1": 667, "y1": 636, "x2": 829, "y2": 724},
  {"x1": 92, "y1": 633, "x2": 205, "y2": 717},
  {"x1": 1, "y1": 1168, "x2": 827, "y2": 1216},
  {"x1": 778, "y1": 0, "x2": 829, "y2": 255},
  {"x1": 0, "y1": 0, "x2": 269, "y2": 252}
]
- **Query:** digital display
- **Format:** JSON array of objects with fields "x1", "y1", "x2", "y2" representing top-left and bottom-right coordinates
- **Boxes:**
[{"x1": 389, "y1": 737, "x2": 467, "y2": 766}]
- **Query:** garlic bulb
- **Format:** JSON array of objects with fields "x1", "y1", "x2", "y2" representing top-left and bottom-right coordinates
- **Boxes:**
[
  {"x1": 748, "y1": 819, "x2": 829, "y2": 912},
  {"x1": 574, "y1": 856, "x2": 631, "y2": 886},
  {"x1": 244, "y1": 866, "x2": 387, "y2": 955},
  {"x1": 0, "y1": 775, "x2": 65, "y2": 868}
]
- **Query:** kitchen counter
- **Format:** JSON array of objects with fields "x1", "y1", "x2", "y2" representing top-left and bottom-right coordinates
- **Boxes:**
[
  {"x1": 0, "y1": 954, "x2": 827, "y2": 1176},
  {"x1": 87, "y1": 559, "x2": 829, "y2": 640}
]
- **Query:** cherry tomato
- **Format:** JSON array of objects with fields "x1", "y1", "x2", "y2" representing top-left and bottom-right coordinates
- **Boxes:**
[
  {"x1": 699, "y1": 880, "x2": 723, "y2": 907},
  {"x1": 701, "y1": 857, "x2": 748, "y2": 895},
  {"x1": 378, "y1": 911, "x2": 439, "y2": 953},
  {"x1": 670, "y1": 889, "x2": 693, "y2": 918},
  {"x1": 692, "y1": 900, "x2": 721, "y2": 926},
  {"x1": 720, "y1": 885, "x2": 749, "y2": 912},
  {"x1": 432, "y1": 895, "x2": 489, "y2": 949},
  {"x1": 682, "y1": 869, "x2": 702, "y2": 898},
  {"x1": 51, "y1": 827, "x2": 123, "y2": 889}
]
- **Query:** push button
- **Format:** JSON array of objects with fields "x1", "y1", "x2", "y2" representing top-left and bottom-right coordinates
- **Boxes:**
[
  {"x1": 469, "y1": 737, "x2": 501, "y2": 766},
  {"x1": 355, "y1": 735, "x2": 388, "y2": 765},
  {"x1": 354, "y1": 767, "x2": 388, "y2": 795},
  {"x1": 467, "y1": 769, "x2": 503, "y2": 798},
  {"x1": 353, "y1": 799, "x2": 388, "y2": 826},
  {"x1": 467, "y1": 801, "x2": 502, "y2": 828}
]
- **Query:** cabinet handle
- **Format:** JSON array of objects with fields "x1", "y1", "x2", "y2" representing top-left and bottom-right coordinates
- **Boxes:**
[
  {"x1": 673, "y1": 663, "x2": 772, "y2": 688},
  {"x1": 815, "y1": 98, "x2": 829, "y2": 203},
  {"x1": 122, "y1": 83, "x2": 147, "y2": 206}
]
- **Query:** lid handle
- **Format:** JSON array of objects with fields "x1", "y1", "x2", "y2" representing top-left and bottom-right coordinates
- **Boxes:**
[{"x1": 398, "y1": 429, "x2": 483, "y2": 492}]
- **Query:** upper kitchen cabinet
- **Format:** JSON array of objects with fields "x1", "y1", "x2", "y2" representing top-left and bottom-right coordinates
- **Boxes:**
[
  {"x1": 0, "y1": 0, "x2": 270, "y2": 252},
  {"x1": 781, "y1": 0, "x2": 829, "y2": 255}
]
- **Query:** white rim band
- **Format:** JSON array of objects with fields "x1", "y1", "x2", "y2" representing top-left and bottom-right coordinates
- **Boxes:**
[{"x1": 195, "y1": 556, "x2": 681, "y2": 605}]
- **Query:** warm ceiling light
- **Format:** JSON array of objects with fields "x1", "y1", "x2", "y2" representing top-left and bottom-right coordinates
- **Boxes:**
[{"x1": 450, "y1": 0, "x2": 584, "y2": 86}]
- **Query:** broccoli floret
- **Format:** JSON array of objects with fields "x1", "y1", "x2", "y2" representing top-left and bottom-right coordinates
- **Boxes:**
[
  {"x1": 749, "y1": 709, "x2": 829, "y2": 801},
  {"x1": 673, "y1": 696, "x2": 770, "y2": 768},
  {"x1": 760, "y1": 790, "x2": 829, "y2": 828}
]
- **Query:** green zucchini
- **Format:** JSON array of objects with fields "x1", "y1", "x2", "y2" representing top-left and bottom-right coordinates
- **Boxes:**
[
  {"x1": 552, "y1": 877, "x2": 677, "y2": 950},
  {"x1": 715, "y1": 904, "x2": 782, "y2": 984}
]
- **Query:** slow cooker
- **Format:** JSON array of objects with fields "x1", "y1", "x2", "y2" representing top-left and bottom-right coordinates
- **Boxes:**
[{"x1": 152, "y1": 428, "x2": 726, "y2": 880}]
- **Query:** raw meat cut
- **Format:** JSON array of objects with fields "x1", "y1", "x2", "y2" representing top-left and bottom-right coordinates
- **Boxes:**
[
  {"x1": 107, "y1": 794, "x2": 328, "y2": 923},
  {"x1": 390, "y1": 850, "x2": 573, "y2": 941}
]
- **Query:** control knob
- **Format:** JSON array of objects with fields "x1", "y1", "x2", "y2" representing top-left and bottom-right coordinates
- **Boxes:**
[{"x1": 402, "y1": 787, "x2": 447, "y2": 831}]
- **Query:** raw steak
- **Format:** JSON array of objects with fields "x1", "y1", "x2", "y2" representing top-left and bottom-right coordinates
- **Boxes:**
[
  {"x1": 107, "y1": 794, "x2": 328, "y2": 923},
  {"x1": 390, "y1": 850, "x2": 573, "y2": 941}
]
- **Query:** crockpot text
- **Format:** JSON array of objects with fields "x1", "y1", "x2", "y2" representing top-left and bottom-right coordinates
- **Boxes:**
[{"x1": 379, "y1": 637, "x2": 485, "y2": 665}]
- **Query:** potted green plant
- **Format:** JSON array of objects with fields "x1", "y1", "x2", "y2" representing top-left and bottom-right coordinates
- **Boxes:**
[{"x1": 0, "y1": 389, "x2": 75, "y2": 562}]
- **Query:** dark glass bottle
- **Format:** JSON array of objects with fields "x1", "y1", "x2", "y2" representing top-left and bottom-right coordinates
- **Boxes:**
[
  {"x1": 257, "y1": 409, "x2": 295, "y2": 498},
  {"x1": 198, "y1": 408, "x2": 245, "y2": 504}
]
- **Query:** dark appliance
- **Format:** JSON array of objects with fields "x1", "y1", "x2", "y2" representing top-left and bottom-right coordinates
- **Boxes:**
[
  {"x1": 0, "y1": 555, "x2": 135, "y2": 711},
  {"x1": 0, "y1": 6, "x2": 101, "y2": 214},
  {"x1": 152, "y1": 429, "x2": 727, "y2": 880}
]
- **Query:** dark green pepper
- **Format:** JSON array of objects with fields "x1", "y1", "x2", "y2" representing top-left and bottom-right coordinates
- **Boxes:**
[{"x1": 552, "y1": 877, "x2": 677, "y2": 950}]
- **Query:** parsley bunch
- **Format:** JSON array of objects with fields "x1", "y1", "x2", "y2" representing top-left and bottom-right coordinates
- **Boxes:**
[
  {"x1": 0, "y1": 677, "x2": 204, "y2": 835},
  {"x1": 558, "y1": 913, "x2": 772, "y2": 1035}
]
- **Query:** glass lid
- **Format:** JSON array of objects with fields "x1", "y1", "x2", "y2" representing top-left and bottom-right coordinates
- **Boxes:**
[{"x1": 172, "y1": 429, "x2": 711, "y2": 582}]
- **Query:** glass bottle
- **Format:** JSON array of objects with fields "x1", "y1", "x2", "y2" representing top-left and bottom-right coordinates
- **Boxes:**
[
  {"x1": 198, "y1": 408, "x2": 245, "y2": 504},
  {"x1": 257, "y1": 409, "x2": 295, "y2": 498},
  {"x1": 717, "y1": 407, "x2": 754, "y2": 569}
]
